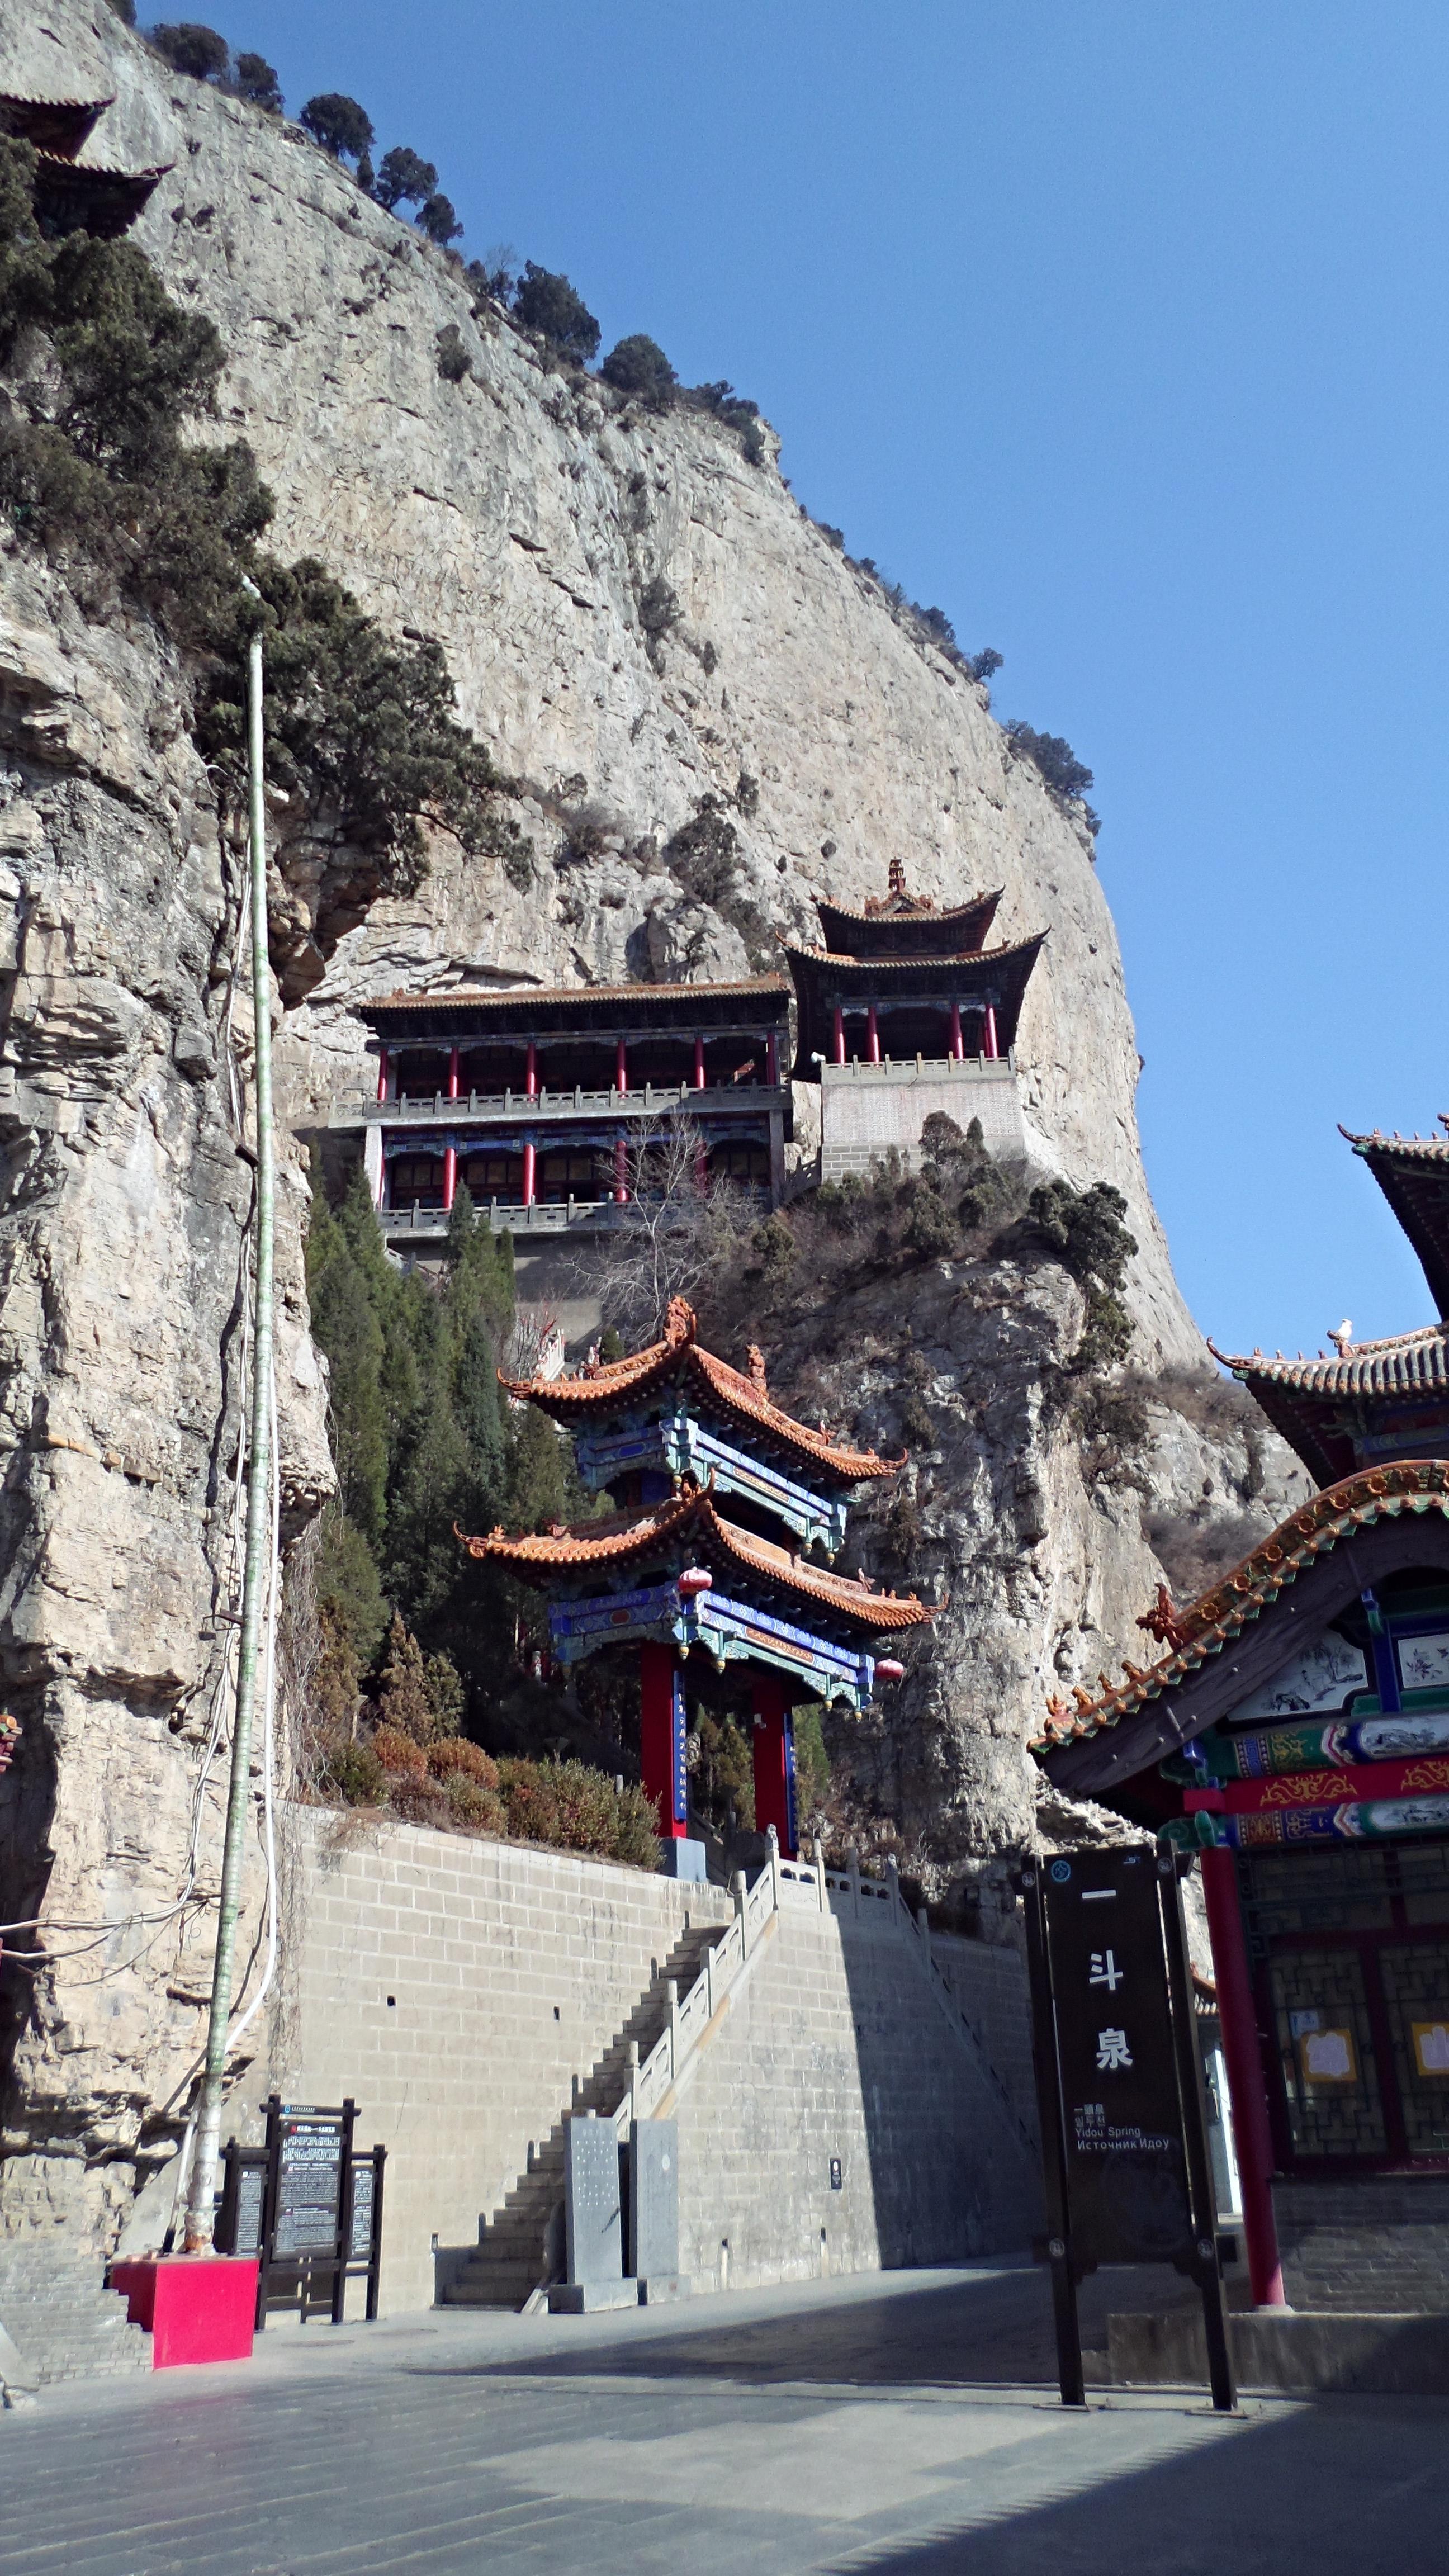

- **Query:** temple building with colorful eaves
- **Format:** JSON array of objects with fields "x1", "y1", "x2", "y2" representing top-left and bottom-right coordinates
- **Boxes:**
[
  {"x1": 1033, "y1": 1116, "x2": 1449, "y2": 2318},
  {"x1": 460, "y1": 1296, "x2": 931, "y2": 1876},
  {"x1": 784, "y1": 859, "x2": 1045, "y2": 1181}
]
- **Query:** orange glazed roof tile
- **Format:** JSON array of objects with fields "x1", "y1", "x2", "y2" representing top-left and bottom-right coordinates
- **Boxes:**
[
  {"x1": 1029, "y1": 1459, "x2": 1449, "y2": 1751},
  {"x1": 502, "y1": 1296, "x2": 904, "y2": 1486},
  {"x1": 458, "y1": 1485, "x2": 932, "y2": 1633}
]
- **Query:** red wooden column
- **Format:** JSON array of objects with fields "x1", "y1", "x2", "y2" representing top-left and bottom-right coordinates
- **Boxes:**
[
  {"x1": 832, "y1": 1006, "x2": 845, "y2": 1066},
  {"x1": 525, "y1": 1040, "x2": 538, "y2": 1099},
  {"x1": 1201, "y1": 1845, "x2": 1285, "y2": 2307},
  {"x1": 949, "y1": 1002, "x2": 964, "y2": 1061},
  {"x1": 640, "y1": 1641, "x2": 688, "y2": 1843},
  {"x1": 614, "y1": 1138, "x2": 628, "y2": 1203},
  {"x1": 983, "y1": 1005, "x2": 999, "y2": 1060},
  {"x1": 866, "y1": 1004, "x2": 881, "y2": 1064},
  {"x1": 765, "y1": 1030, "x2": 779, "y2": 1086},
  {"x1": 443, "y1": 1045, "x2": 460, "y2": 1214},
  {"x1": 615, "y1": 1038, "x2": 628, "y2": 1095},
  {"x1": 751, "y1": 1670, "x2": 796, "y2": 1858},
  {"x1": 376, "y1": 1046, "x2": 390, "y2": 1104},
  {"x1": 520, "y1": 1139, "x2": 536, "y2": 1206},
  {"x1": 694, "y1": 1035, "x2": 706, "y2": 1090}
]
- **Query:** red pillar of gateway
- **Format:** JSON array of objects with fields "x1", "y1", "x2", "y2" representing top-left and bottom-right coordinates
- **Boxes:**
[
  {"x1": 751, "y1": 1670, "x2": 797, "y2": 1858},
  {"x1": 1201, "y1": 1845, "x2": 1286, "y2": 2307},
  {"x1": 983, "y1": 1005, "x2": 999, "y2": 1060},
  {"x1": 640, "y1": 1641, "x2": 688, "y2": 1841}
]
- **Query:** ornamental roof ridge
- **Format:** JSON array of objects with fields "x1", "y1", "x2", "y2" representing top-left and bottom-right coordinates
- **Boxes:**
[
  {"x1": 1030, "y1": 1457, "x2": 1449, "y2": 1750},
  {"x1": 822, "y1": 886, "x2": 1005, "y2": 926},
  {"x1": 1207, "y1": 1323, "x2": 1449, "y2": 1396},
  {"x1": 500, "y1": 1296, "x2": 906, "y2": 1483},
  {"x1": 456, "y1": 1490, "x2": 933, "y2": 1631},
  {"x1": 1341, "y1": 1122, "x2": 1449, "y2": 1162}
]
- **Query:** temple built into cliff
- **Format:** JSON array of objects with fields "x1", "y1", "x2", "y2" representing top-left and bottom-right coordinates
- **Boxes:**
[
  {"x1": 0, "y1": 91, "x2": 169, "y2": 236},
  {"x1": 339, "y1": 861, "x2": 1041, "y2": 1248},
  {"x1": 785, "y1": 859, "x2": 1044, "y2": 1180}
]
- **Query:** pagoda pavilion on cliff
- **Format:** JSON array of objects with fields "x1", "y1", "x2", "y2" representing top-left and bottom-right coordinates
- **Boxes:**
[
  {"x1": 784, "y1": 859, "x2": 1045, "y2": 1181},
  {"x1": 0, "y1": 92, "x2": 170, "y2": 236},
  {"x1": 1034, "y1": 1117, "x2": 1449, "y2": 2317},
  {"x1": 460, "y1": 1296, "x2": 931, "y2": 1876}
]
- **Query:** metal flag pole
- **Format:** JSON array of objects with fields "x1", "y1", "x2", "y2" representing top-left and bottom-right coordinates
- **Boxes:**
[{"x1": 183, "y1": 619, "x2": 276, "y2": 2253}]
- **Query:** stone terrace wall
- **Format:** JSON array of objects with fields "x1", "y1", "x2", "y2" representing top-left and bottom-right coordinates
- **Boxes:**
[
  {"x1": 268, "y1": 1811, "x2": 732, "y2": 2313},
  {"x1": 269, "y1": 1810, "x2": 1040, "y2": 2313},
  {"x1": 674, "y1": 1897, "x2": 1040, "y2": 2291}
]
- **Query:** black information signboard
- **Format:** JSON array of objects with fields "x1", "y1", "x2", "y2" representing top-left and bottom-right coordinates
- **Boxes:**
[
  {"x1": 1021, "y1": 1848, "x2": 1234, "y2": 2412},
  {"x1": 215, "y1": 2097, "x2": 385, "y2": 2328}
]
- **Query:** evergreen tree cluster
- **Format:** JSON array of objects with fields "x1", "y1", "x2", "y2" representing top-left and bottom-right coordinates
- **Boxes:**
[
  {"x1": 304, "y1": 1175, "x2": 567, "y2": 1718},
  {"x1": 0, "y1": 138, "x2": 519, "y2": 921}
]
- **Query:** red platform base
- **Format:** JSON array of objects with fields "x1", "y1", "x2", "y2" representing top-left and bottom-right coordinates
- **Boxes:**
[{"x1": 110, "y1": 2256, "x2": 259, "y2": 2368}]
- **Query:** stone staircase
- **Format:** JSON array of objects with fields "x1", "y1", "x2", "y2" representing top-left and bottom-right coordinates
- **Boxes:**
[
  {"x1": 0, "y1": 2239, "x2": 151, "y2": 2390},
  {"x1": 439, "y1": 1920, "x2": 728, "y2": 2311}
]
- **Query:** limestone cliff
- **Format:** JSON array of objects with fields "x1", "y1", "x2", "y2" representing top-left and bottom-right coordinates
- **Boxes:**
[{"x1": 0, "y1": 2, "x2": 1305, "y2": 2241}]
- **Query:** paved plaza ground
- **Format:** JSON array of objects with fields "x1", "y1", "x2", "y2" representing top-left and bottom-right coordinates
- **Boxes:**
[{"x1": 2, "y1": 2262, "x2": 1443, "y2": 2575}]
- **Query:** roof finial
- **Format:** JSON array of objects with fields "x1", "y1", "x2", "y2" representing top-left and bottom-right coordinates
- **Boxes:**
[
  {"x1": 746, "y1": 1344, "x2": 769, "y2": 1398},
  {"x1": 664, "y1": 1296, "x2": 697, "y2": 1348},
  {"x1": 1328, "y1": 1318, "x2": 1353, "y2": 1356},
  {"x1": 888, "y1": 856, "x2": 907, "y2": 899}
]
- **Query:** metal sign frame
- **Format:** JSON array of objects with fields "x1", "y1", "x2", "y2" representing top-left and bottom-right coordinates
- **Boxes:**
[
  {"x1": 1021, "y1": 1849, "x2": 1235, "y2": 2412},
  {"x1": 214, "y1": 2097, "x2": 385, "y2": 2327}
]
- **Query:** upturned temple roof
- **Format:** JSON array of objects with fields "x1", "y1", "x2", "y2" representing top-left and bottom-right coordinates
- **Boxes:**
[
  {"x1": 0, "y1": 92, "x2": 110, "y2": 155},
  {"x1": 0, "y1": 92, "x2": 171, "y2": 238},
  {"x1": 1342, "y1": 1121, "x2": 1449, "y2": 1319},
  {"x1": 359, "y1": 977, "x2": 790, "y2": 1039},
  {"x1": 501, "y1": 1295, "x2": 903, "y2": 1488},
  {"x1": 812, "y1": 886, "x2": 1004, "y2": 960},
  {"x1": 459, "y1": 1484, "x2": 932, "y2": 1634},
  {"x1": 1030, "y1": 1458, "x2": 1449, "y2": 1753},
  {"x1": 1206, "y1": 1323, "x2": 1449, "y2": 1485}
]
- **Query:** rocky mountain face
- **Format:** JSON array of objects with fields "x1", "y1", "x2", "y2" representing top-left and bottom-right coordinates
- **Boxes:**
[{"x1": 0, "y1": 3, "x2": 1305, "y2": 2242}]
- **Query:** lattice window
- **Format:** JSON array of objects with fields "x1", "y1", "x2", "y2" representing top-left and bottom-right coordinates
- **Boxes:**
[
  {"x1": 1379, "y1": 1942, "x2": 1449, "y2": 2156},
  {"x1": 1267, "y1": 1946, "x2": 1388, "y2": 2160}
]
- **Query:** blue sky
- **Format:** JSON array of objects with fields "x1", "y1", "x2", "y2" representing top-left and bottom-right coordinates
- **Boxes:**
[{"x1": 200, "y1": 1, "x2": 1446, "y2": 1358}]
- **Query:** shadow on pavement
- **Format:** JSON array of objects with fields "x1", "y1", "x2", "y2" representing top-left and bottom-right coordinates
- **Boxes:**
[{"x1": 445, "y1": 2264, "x2": 1202, "y2": 2390}]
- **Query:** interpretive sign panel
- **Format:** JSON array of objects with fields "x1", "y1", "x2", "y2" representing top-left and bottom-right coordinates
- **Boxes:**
[
  {"x1": 220, "y1": 2099, "x2": 383, "y2": 2327},
  {"x1": 1021, "y1": 1849, "x2": 1233, "y2": 2412},
  {"x1": 274, "y1": 2110, "x2": 347, "y2": 2256}
]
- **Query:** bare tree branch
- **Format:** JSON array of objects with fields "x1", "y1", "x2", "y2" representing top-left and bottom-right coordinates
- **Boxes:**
[{"x1": 566, "y1": 1116, "x2": 761, "y2": 1343}]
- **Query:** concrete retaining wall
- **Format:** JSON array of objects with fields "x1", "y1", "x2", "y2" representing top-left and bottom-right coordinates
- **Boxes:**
[
  {"x1": 266, "y1": 1811, "x2": 732, "y2": 2313},
  {"x1": 673, "y1": 1900, "x2": 1041, "y2": 2291},
  {"x1": 267, "y1": 1810, "x2": 1039, "y2": 2314},
  {"x1": 820, "y1": 1057, "x2": 1025, "y2": 1180}
]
